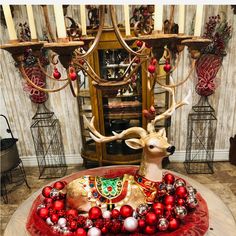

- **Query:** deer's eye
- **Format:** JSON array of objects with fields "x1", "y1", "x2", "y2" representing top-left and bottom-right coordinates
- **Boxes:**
[{"x1": 149, "y1": 145, "x2": 154, "y2": 149}]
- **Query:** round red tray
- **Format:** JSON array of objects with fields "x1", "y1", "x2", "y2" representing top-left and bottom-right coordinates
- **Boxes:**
[{"x1": 26, "y1": 166, "x2": 209, "y2": 236}]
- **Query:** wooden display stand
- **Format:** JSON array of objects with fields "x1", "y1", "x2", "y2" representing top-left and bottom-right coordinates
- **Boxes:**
[{"x1": 78, "y1": 29, "x2": 170, "y2": 167}]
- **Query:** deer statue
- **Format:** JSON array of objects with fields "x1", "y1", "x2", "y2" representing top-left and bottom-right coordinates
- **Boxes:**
[{"x1": 66, "y1": 84, "x2": 191, "y2": 212}]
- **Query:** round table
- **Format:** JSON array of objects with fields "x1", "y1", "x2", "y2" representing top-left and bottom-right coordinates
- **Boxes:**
[{"x1": 4, "y1": 166, "x2": 236, "y2": 236}]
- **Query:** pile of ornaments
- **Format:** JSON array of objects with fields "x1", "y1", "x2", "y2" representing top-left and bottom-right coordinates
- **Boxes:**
[{"x1": 37, "y1": 173, "x2": 198, "y2": 235}]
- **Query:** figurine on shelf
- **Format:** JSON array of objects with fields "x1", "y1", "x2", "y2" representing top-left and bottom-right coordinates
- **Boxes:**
[{"x1": 66, "y1": 83, "x2": 191, "y2": 211}]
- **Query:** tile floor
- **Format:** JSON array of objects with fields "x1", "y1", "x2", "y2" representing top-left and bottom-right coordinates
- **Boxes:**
[{"x1": 1, "y1": 161, "x2": 236, "y2": 235}]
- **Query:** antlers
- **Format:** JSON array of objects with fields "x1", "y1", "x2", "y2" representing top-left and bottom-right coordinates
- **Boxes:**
[
  {"x1": 147, "y1": 82, "x2": 191, "y2": 133},
  {"x1": 83, "y1": 116, "x2": 147, "y2": 143}
]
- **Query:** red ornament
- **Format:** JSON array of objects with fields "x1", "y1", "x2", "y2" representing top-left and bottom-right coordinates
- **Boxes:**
[
  {"x1": 164, "y1": 195, "x2": 175, "y2": 206},
  {"x1": 70, "y1": 72, "x2": 77, "y2": 81},
  {"x1": 101, "y1": 226, "x2": 108, "y2": 234},
  {"x1": 77, "y1": 215, "x2": 86, "y2": 227},
  {"x1": 145, "y1": 212, "x2": 157, "y2": 226},
  {"x1": 58, "y1": 209, "x2": 66, "y2": 217},
  {"x1": 94, "y1": 219, "x2": 104, "y2": 229},
  {"x1": 148, "y1": 64, "x2": 156, "y2": 74},
  {"x1": 168, "y1": 218, "x2": 180, "y2": 231},
  {"x1": 44, "y1": 198, "x2": 53, "y2": 208},
  {"x1": 175, "y1": 186, "x2": 188, "y2": 198},
  {"x1": 177, "y1": 198, "x2": 185, "y2": 206},
  {"x1": 42, "y1": 186, "x2": 52, "y2": 198},
  {"x1": 53, "y1": 68, "x2": 61, "y2": 80},
  {"x1": 164, "y1": 173, "x2": 175, "y2": 184},
  {"x1": 50, "y1": 213, "x2": 59, "y2": 223},
  {"x1": 53, "y1": 181, "x2": 65, "y2": 190},
  {"x1": 76, "y1": 228, "x2": 87, "y2": 236},
  {"x1": 53, "y1": 200, "x2": 65, "y2": 211},
  {"x1": 66, "y1": 209, "x2": 78, "y2": 218},
  {"x1": 120, "y1": 205, "x2": 133, "y2": 218},
  {"x1": 154, "y1": 208, "x2": 163, "y2": 216},
  {"x1": 136, "y1": 40, "x2": 143, "y2": 47},
  {"x1": 70, "y1": 220, "x2": 78, "y2": 231},
  {"x1": 89, "y1": 206, "x2": 102, "y2": 220},
  {"x1": 151, "y1": 58, "x2": 157, "y2": 65},
  {"x1": 134, "y1": 57, "x2": 141, "y2": 64},
  {"x1": 138, "y1": 219, "x2": 146, "y2": 229},
  {"x1": 48, "y1": 208, "x2": 55, "y2": 217},
  {"x1": 110, "y1": 219, "x2": 122, "y2": 234},
  {"x1": 144, "y1": 225, "x2": 156, "y2": 234},
  {"x1": 38, "y1": 208, "x2": 49, "y2": 219},
  {"x1": 164, "y1": 62, "x2": 172, "y2": 72},
  {"x1": 153, "y1": 202, "x2": 165, "y2": 211}
]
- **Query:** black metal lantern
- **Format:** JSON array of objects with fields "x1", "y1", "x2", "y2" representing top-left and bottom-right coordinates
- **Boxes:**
[
  {"x1": 184, "y1": 97, "x2": 217, "y2": 174},
  {"x1": 30, "y1": 104, "x2": 67, "y2": 178}
]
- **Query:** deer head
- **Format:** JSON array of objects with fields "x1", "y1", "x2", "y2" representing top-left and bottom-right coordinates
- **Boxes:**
[{"x1": 83, "y1": 83, "x2": 191, "y2": 181}]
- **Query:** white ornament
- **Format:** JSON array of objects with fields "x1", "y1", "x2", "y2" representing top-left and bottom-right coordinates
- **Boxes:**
[
  {"x1": 102, "y1": 210, "x2": 111, "y2": 219},
  {"x1": 58, "y1": 217, "x2": 67, "y2": 228},
  {"x1": 87, "y1": 227, "x2": 101, "y2": 236},
  {"x1": 124, "y1": 217, "x2": 138, "y2": 232},
  {"x1": 46, "y1": 217, "x2": 54, "y2": 226}
]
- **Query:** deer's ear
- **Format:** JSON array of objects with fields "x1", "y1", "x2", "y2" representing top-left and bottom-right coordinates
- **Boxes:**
[
  {"x1": 125, "y1": 138, "x2": 144, "y2": 150},
  {"x1": 158, "y1": 128, "x2": 166, "y2": 138}
]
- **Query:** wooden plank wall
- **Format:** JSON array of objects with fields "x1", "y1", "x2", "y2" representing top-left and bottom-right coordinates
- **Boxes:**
[{"x1": 0, "y1": 5, "x2": 235, "y2": 160}]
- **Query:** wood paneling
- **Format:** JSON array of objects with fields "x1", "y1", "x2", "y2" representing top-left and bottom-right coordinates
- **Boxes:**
[{"x1": 0, "y1": 5, "x2": 235, "y2": 161}]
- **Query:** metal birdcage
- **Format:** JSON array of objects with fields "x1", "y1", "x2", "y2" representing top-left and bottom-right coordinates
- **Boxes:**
[
  {"x1": 30, "y1": 104, "x2": 67, "y2": 178},
  {"x1": 184, "y1": 97, "x2": 217, "y2": 174}
]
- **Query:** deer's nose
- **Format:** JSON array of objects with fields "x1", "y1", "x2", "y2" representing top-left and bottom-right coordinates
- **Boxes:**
[{"x1": 167, "y1": 146, "x2": 175, "y2": 155}]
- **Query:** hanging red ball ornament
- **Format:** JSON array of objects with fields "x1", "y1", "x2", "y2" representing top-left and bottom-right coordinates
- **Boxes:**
[
  {"x1": 53, "y1": 200, "x2": 65, "y2": 211},
  {"x1": 50, "y1": 213, "x2": 59, "y2": 223},
  {"x1": 144, "y1": 225, "x2": 156, "y2": 234},
  {"x1": 164, "y1": 173, "x2": 175, "y2": 184},
  {"x1": 38, "y1": 207, "x2": 49, "y2": 219},
  {"x1": 77, "y1": 215, "x2": 86, "y2": 227},
  {"x1": 58, "y1": 209, "x2": 66, "y2": 217},
  {"x1": 164, "y1": 195, "x2": 175, "y2": 206},
  {"x1": 44, "y1": 198, "x2": 53, "y2": 208},
  {"x1": 164, "y1": 62, "x2": 172, "y2": 73},
  {"x1": 53, "y1": 181, "x2": 65, "y2": 190},
  {"x1": 136, "y1": 40, "x2": 143, "y2": 47},
  {"x1": 66, "y1": 209, "x2": 78, "y2": 218},
  {"x1": 76, "y1": 228, "x2": 87, "y2": 236},
  {"x1": 168, "y1": 218, "x2": 180, "y2": 231},
  {"x1": 120, "y1": 205, "x2": 134, "y2": 218},
  {"x1": 148, "y1": 64, "x2": 156, "y2": 74},
  {"x1": 70, "y1": 72, "x2": 77, "y2": 81},
  {"x1": 110, "y1": 219, "x2": 122, "y2": 234},
  {"x1": 134, "y1": 57, "x2": 141, "y2": 64},
  {"x1": 138, "y1": 219, "x2": 146, "y2": 229},
  {"x1": 89, "y1": 206, "x2": 102, "y2": 220},
  {"x1": 145, "y1": 212, "x2": 158, "y2": 226},
  {"x1": 151, "y1": 58, "x2": 157, "y2": 65},
  {"x1": 42, "y1": 186, "x2": 52, "y2": 198},
  {"x1": 53, "y1": 68, "x2": 61, "y2": 80},
  {"x1": 111, "y1": 209, "x2": 120, "y2": 219},
  {"x1": 175, "y1": 186, "x2": 188, "y2": 198}
]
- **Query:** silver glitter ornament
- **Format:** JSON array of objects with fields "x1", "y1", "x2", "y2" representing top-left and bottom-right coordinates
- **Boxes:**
[
  {"x1": 186, "y1": 196, "x2": 198, "y2": 208},
  {"x1": 136, "y1": 203, "x2": 149, "y2": 216},
  {"x1": 50, "y1": 188, "x2": 60, "y2": 199},
  {"x1": 51, "y1": 225, "x2": 60, "y2": 232},
  {"x1": 84, "y1": 218, "x2": 93, "y2": 229},
  {"x1": 174, "y1": 206, "x2": 187, "y2": 219},
  {"x1": 174, "y1": 179, "x2": 186, "y2": 189},
  {"x1": 133, "y1": 211, "x2": 139, "y2": 219},
  {"x1": 166, "y1": 184, "x2": 174, "y2": 193},
  {"x1": 187, "y1": 186, "x2": 197, "y2": 195},
  {"x1": 158, "y1": 217, "x2": 169, "y2": 231}
]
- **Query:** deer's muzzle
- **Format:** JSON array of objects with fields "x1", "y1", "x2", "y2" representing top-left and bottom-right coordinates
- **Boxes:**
[{"x1": 167, "y1": 146, "x2": 175, "y2": 155}]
